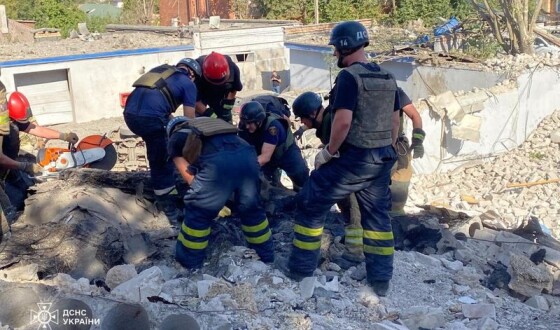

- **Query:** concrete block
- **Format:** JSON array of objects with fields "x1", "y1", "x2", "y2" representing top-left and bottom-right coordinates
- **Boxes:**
[
  {"x1": 452, "y1": 114, "x2": 481, "y2": 142},
  {"x1": 525, "y1": 295, "x2": 549, "y2": 311},
  {"x1": 401, "y1": 306, "x2": 446, "y2": 330},
  {"x1": 0, "y1": 5, "x2": 8, "y2": 34},
  {"x1": 508, "y1": 254, "x2": 553, "y2": 297},
  {"x1": 461, "y1": 303, "x2": 496, "y2": 319},
  {"x1": 371, "y1": 321, "x2": 409, "y2": 330},
  {"x1": 478, "y1": 317, "x2": 499, "y2": 330},
  {"x1": 0, "y1": 263, "x2": 38, "y2": 282},
  {"x1": 106, "y1": 264, "x2": 137, "y2": 289},
  {"x1": 112, "y1": 266, "x2": 165, "y2": 302},
  {"x1": 473, "y1": 228, "x2": 498, "y2": 242},
  {"x1": 300, "y1": 276, "x2": 316, "y2": 300}
]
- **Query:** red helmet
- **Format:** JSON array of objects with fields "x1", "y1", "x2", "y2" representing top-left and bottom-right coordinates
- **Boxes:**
[
  {"x1": 202, "y1": 52, "x2": 230, "y2": 85},
  {"x1": 8, "y1": 91, "x2": 32, "y2": 121}
]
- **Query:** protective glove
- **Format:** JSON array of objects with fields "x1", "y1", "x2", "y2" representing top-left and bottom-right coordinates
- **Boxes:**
[
  {"x1": 19, "y1": 161, "x2": 43, "y2": 176},
  {"x1": 221, "y1": 98, "x2": 235, "y2": 113},
  {"x1": 314, "y1": 144, "x2": 339, "y2": 169},
  {"x1": 218, "y1": 206, "x2": 232, "y2": 218},
  {"x1": 60, "y1": 132, "x2": 79, "y2": 144},
  {"x1": 410, "y1": 128, "x2": 425, "y2": 159},
  {"x1": 202, "y1": 108, "x2": 218, "y2": 118},
  {"x1": 293, "y1": 126, "x2": 306, "y2": 141}
]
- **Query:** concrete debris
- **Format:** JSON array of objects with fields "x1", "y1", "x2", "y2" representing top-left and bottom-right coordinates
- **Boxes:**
[
  {"x1": 461, "y1": 303, "x2": 496, "y2": 319},
  {"x1": 111, "y1": 266, "x2": 165, "y2": 302},
  {"x1": 105, "y1": 264, "x2": 138, "y2": 289},
  {"x1": 508, "y1": 254, "x2": 554, "y2": 297},
  {"x1": 0, "y1": 263, "x2": 38, "y2": 282},
  {"x1": 524, "y1": 295, "x2": 550, "y2": 311}
]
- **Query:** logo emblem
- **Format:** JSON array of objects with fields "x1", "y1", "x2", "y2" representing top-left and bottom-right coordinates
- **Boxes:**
[{"x1": 30, "y1": 303, "x2": 59, "y2": 330}]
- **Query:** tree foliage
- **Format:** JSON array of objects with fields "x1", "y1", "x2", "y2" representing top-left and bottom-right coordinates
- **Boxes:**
[
  {"x1": 32, "y1": 0, "x2": 86, "y2": 37},
  {"x1": 260, "y1": 0, "x2": 383, "y2": 23},
  {"x1": 121, "y1": 0, "x2": 158, "y2": 25},
  {"x1": 466, "y1": 0, "x2": 543, "y2": 54},
  {"x1": 392, "y1": 0, "x2": 474, "y2": 26}
]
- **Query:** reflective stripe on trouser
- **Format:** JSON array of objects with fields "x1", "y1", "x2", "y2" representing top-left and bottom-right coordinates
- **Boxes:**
[
  {"x1": 390, "y1": 152, "x2": 412, "y2": 216},
  {"x1": 289, "y1": 145, "x2": 396, "y2": 279},
  {"x1": 242, "y1": 218, "x2": 274, "y2": 263},
  {"x1": 345, "y1": 226, "x2": 363, "y2": 247},
  {"x1": 176, "y1": 140, "x2": 274, "y2": 268},
  {"x1": 176, "y1": 221, "x2": 211, "y2": 268}
]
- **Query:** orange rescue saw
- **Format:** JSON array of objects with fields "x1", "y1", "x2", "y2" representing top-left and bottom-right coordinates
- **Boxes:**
[{"x1": 37, "y1": 135, "x2": 117, "y2": 172}]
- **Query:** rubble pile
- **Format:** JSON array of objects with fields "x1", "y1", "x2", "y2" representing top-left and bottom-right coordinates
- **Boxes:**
[
  {"x1": 409, "y1": 109, "x2": 560, "y2": 238},
  {"x1": 1, "y1": 111, "x2": 560, "y2": 330},
  {"x1": 482, "y1": 52, "x2": 560, "y2": 73}
]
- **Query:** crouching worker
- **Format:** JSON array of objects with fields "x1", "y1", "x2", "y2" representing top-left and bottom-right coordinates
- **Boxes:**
[{"x1": 167, "y1": 116, "x2": 274, "y2": 269}]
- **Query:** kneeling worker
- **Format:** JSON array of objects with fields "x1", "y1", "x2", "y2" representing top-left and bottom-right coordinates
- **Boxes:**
[
  {"x1": 238, "y1": 101, "x2": 309, "y2": 190},
  {"x1": 167, "y1": 116, "x2": 274, "y2": 269}
]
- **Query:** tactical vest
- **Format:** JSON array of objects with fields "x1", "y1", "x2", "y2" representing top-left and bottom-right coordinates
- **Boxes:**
[
  {"x1": 316, "y1": 108, "x2": 333, "y2": 146},
  {"x1": 132, "y1": 64, "x2": 183, "y2": 111},
  {"x1": 0, "y1": 122, "x2": 20, "y2": 179},
  {"x1": 178, "y1": 117, "x2": 238, "y2": 164},
  {"x1": 342, "y1": 64, "x2": 397, "y2": 148}
]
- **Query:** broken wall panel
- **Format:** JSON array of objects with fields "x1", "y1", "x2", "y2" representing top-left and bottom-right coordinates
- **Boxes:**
[{"x1": 412, "y1": 69, "x2": 560, "y2": 174}]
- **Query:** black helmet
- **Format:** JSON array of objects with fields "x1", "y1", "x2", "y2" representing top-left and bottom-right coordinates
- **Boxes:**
[
  {"x1": 328, "y1": 21, "x2": 369, "y2": 52},
  {"x1": 293, "y1": 92, "x2": 323, "y2": 118},
  {"x1": 177, "y1": 58, "x2": 202, "y2": 78},
  {"x1": 240, "y1": 101, "x2": 266, "y2": 124},
  {"x1": 167, "y1": 116, "x2": 191, "y2": 137}
]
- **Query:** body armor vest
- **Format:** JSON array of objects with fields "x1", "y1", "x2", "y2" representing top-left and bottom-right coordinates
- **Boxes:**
[
  {"x1": 132, "y1": 64, "x2": 183, "y2": 111},
  {"x1": 178, "y1": 117, "x2": 238, "y2": 164},
  {"x1": 342, "y1": 64, "x2": 397, "y2": 148}
]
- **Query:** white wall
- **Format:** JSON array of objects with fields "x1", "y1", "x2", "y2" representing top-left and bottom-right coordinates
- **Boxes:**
[
  {"x1": 0, "y1": 48, "x2": 194, "y2": 124},
  {"x1": 413, "y1": 68, "x2": 560, "y2": 174}
]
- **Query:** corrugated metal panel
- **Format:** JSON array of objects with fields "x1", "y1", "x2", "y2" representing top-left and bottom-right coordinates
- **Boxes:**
[{"x1": 14, "y1": 69, "x2": 73, "y2": 125}]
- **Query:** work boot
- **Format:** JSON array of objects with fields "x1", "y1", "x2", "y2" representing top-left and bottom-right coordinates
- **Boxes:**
[
  {"x1": 274, "y1": 256, "x2": 310, "y2": 282},
  {"x1": 368, "y1": 280, "x2": 390, "y2": 297},
  {"x1": 155, "y1": 194, "x2": 181, "y2": 225},
  {"x1": 342, "y1": 243, "x2": 365, "y2": 261}
]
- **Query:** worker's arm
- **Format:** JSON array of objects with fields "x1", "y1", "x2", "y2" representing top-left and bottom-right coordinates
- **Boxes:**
[
  {"x1": 258, "y1": 143, "x2": 275, "y2": 166},
  {"x1": 327, "y1": 109, "x2": 352, "y2": 155},
  {"x1": 173, "y1": 156, "x2": 195, "y2": 185},
  {"x1": 402, "y1": 103, "x2": 422, "y2": 130},
  {"x1": 195, "y1": 101, "x2": 208, "y2": 116},
  {"x1": 182, "y1": 105, "x2": 195, "y2": 119},
  {"x1": 0, "y1": 136, "x2": 20, "y2": 170},
  {"x1": 23, "y1": 123, "x2": 61, "y2": 139}
]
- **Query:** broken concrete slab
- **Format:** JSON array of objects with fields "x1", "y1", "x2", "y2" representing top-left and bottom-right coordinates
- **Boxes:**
[
  {"x1": 0, "y1": 263, "x2": 38, "y2": 282},
  {"x1": 461, "y1": 303, "x2": 496, "y2": 319},
  {"x1": 105, "y1": 264, "x2": 137, "y2": 290},
  {"x1": 111, "y1": 266, "x2": 164, "y2": 302},
  {"x1": 508, "y1": 254, "x2": 554, "y2": 297},
  {"x1": 524, "y1": 295, "x2": 549, "y2": 311}
]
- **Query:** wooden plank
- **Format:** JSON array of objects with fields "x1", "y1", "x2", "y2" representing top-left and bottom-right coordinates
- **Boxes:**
[{"x1": 535, "y1": 27, "x2": 560, "y2": 47}]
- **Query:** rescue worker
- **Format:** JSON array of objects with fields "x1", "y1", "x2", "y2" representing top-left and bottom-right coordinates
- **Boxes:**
[
  {"x1": 194, "y1": 52, "x2": 242, "y2": 123},
  {"x1": 1, "y1": 88, "x2": 79, "y2": 216},
  {"x1": 391, "y1": 87, "x2": 424, "y2": 216},
  {"x1": 292, "y1": 88, "x2": 425, "y2": 265},
  {"x1": 281, "y1": 21, "x2": 399, "y2": 297},
  {"x1": 123, "y1": 59, "x2": 197, "y2": 223},
  {"x1": 166, "y1": 116, "x2": 274, "y2": 269},
  {"x1": 238, "y1": 101, "x2": 309, "y2": 190}
]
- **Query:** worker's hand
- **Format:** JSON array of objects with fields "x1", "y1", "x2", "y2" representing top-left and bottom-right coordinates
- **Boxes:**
[
  {"x1": 19, "y1": 162, "x2": 43, "y2": 176},
  {"x1": 60, "y1": 132, "x2": 79, "y2": 144},
  {"x1": 203, "y1": 108, "x2": 218, "y2": 118},
  {"x1": 314, "y1": 144, "x2": 339, "y2": 169},
  {"x1": 410, "y1": 128, "x2": 426, "y2": 159},
  {"x1": 293, "y1": 126, "x2": 305, "y2": 141},
  {"x1": 217, "y1": 206, "x2": 231, "y2": 218}
]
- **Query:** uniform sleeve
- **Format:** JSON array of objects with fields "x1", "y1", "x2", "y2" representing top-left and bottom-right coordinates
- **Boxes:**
[
  {"x1": 167, "y1": 132, "x2": 188, "y2": 159},
  {"x1": 331, "y1": 70, "x2": 358, "y2": 112},
  {"x1": 180, "y1": 77, "x2": 197, "y2": 108},
  {"x1": 14, "y1": 120, "x2": 31, "y2": 131},
  {"x1": 396, "y1": 87, "x2": 412, "y2": 110},
  {"x1": 262, "y1": 121, "x2": 283, "y2": 146}
]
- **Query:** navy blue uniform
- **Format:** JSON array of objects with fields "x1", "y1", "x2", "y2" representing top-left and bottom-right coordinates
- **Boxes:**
[
  {"x1": 195, "y1": 55, "x2": 242, "y2": 123},
  {"x1": 168, "y1": 129, "x2": 274, "y2": 268},
  {"x1": 123, "y1": 69, "x2": 196, "y2": 198},
  {"x1": 239, "y1": 116, "x2": 309, "y2": 189},
  {"x1": 288, "y1": 62, "x2": 398, "y2": 282}
]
